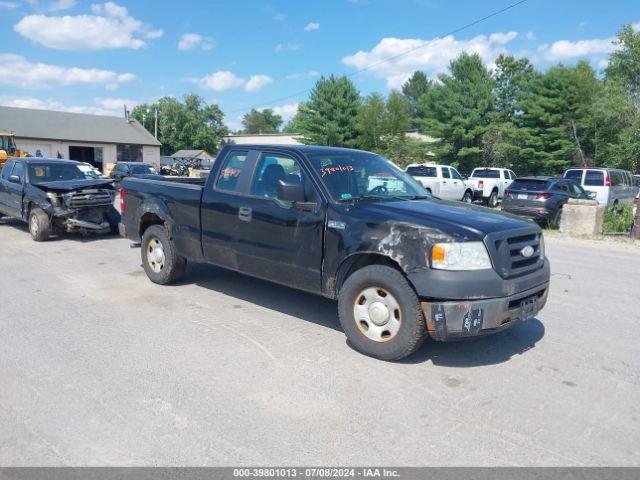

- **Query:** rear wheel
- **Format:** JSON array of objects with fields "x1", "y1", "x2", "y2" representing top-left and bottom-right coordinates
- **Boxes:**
[
  {"x1": 29, "y1": 207, "x2": 50, "y2": 241},
  {"x1": 549, "y1": 207, "x2": 562, "y2": 229},
  {"x1": 338, "y1": 265, "x2": 427, "y2": 361},
  {"x1": 141, "y1": 225, "x2": 187, "y2": 284}
]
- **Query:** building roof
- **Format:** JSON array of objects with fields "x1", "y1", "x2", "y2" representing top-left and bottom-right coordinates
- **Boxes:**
[
  {"x1": 0, "y1": 106, "x2": 161, "y2": 146},
  {"x1": 171, "y1": 149, "x2": 210, "y2": 158}
]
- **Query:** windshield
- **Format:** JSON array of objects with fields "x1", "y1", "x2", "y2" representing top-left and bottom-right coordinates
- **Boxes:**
[
  {"x1": 509, "y1": 179, "x2": 550, "y2": 192},
  {"x1": 306, "y1": 150, "x2": 427, "y2": 201},
  {"x1": 130, "y1": 164, "x2": 158, "y2": 175},
  {"x1": 471, "y1": 168, "x2": 500, "y2": 179},
  {"x1": 28, "y1": 163, "x2": 99, "y2": 182}
]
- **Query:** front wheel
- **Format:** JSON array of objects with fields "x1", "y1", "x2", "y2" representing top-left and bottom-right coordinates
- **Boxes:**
[
  {"x1": 485, "y1": 190, "x2": 498, "y2": 208},
  {"x1": 462, "y1": 190, "x2": 473, "y2": 204},
  {"x1": 338, "y1": 265, "x2": 427, "y2": 361},
  {"x1": 141, "y1": 225, "x2": 187, "y2": 284},
  {"x1": 29, "y1": 207, "x2": 50, "y2": 241}
]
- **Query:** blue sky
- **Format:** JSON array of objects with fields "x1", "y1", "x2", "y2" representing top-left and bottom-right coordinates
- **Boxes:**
[{"x1": 1, "y1": 0, "x2": 638, "y2": 131}]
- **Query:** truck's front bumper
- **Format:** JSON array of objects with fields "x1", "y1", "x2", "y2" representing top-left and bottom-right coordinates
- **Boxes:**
[{"x1": 421, "y1": 282, "x2": 549, "y2": 341}]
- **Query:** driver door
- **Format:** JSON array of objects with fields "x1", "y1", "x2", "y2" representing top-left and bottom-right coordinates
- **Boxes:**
[
  {"x1": 234, "y1": 150, "x2": 325, "y2": 293},
  {"x1": 3, "y1": 161, "x2": 25, "y2": 218}
]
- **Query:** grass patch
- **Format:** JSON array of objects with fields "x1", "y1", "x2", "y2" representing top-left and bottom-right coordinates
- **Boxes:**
[{"x1": 603, "y1": 204, "x2": 635, "y2": 234}]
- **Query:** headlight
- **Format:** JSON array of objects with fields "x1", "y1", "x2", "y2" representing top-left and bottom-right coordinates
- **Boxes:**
[
  {"x1": 46, "y1": 192, "x2": 60, "y2": 207},
  {"x1": 431, "y1": 241, "x2": 492, "y2": 270}
]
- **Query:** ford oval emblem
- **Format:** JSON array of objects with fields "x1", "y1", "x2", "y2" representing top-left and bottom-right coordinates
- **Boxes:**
[{"x1": 521, "y1": 245, "x2": 534, "y2": 258}]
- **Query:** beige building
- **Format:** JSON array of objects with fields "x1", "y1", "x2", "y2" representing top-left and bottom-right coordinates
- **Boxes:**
[{"x1": 0, "y1": 106, "x2": 161, "y2": 174}]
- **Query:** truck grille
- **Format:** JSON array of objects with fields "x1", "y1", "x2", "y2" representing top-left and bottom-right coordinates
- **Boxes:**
[
  {"x1": 484, "y1": 227, "x2": 544, "y2": 279},
  {"x1": 64, "y1": 189, "x2": 113, "y2": 208}
]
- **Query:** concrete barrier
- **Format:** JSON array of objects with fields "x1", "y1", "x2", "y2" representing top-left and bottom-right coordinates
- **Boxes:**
[{"x1": 559, "y1": 198, "x2": 606, "y2": 236}]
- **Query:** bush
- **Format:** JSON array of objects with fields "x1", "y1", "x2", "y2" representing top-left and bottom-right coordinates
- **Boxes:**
[{"x1": 603, "y1": 204, "x2": 635, "y2": 234}]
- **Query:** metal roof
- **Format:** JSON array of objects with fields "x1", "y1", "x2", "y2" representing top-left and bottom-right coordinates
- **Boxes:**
[
  {"x1": 172, "y1": 149, "x2": 209, "y2": 158},
  {"x1": 0, "y1": 106, "x2": 161, "y2": 146}
]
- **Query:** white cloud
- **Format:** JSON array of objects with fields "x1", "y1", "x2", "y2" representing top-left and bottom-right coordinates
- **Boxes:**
[
  {"x1": 273, "y1": 12, "x2": 286, "y2": 21},
  {"x1": 0, "y1": 95, "x2": 138, "y2": 116},
  {"x1": 342, "y1": 32, "x2": 518, "y2": 88},
  {"x1": 304, "y1": 21, "x2": 320, "y2": 32},
  {"x1": 244, "y1": 75, "x2": 273, "y2": 92},
  {"x1": 178, "y1": 33, "x2": 215, "y2": 51},
  {"x1": 14, "y1": 1, "x2": 164, "y2": 50},
  {"x1": 632, "y1": 22, "x2": 640, "y2": 32},
  {"x1": 286, "y1": 70, "x2": 319, "y2": 80},
  {"x1": 197, "y1": 71, "x2": 245, "y2": 91},
  {"x1": 0, "y1": 1, "x2": 19, "y2": 9},
  {"x1": 0, "y1": 53, "x2": 135, "y2": 89},
  {"x1": 525, "y1": 31, "x2": 536, "y2": 41},
  {"x1": 48, "y1": 0, "x2": 76, "y2": 11},
  {"x1": 275, "y1": 42, "x2": 300, "y2": 53},
  {"x1": 272, "y1": 103, "x2": 299, "y2": 122},
  {"x1": 538, "y1": 37, "x2": 616, "y2": 62}
]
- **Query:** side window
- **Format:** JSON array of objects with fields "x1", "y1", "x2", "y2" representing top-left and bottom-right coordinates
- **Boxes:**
[
  {"x1": 568, "y1": 182, "x2": 584, "y2": 196},
  {"x1": 251, "y1": 153, "x2": 308, "y2": 199},
  {"x1": 1, "y1": 160, "x2": 13, "y2": 179},
  {"x1": 610, "y1": 171, "x2": 623, "y2": 187},
  {"x1": 216, "y1": 150, "x2": 249, "y2": 192},
  {"x1": 441, "y1": 167, "x2": 451, "y2": 179},
  {"x1": 509, "y1": 171, "x2": 516, "y2": 180},
  {"x1": 450, "y1": 168, "x2": 463, "y2": 180},
  {"x1": 11, "y1": 162, "x2": 25, "y2": 183}
]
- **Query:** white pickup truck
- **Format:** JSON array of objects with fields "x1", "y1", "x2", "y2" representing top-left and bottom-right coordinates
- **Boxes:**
[
  {"x1": 466, "y1": 167, "x2": 516, "y2": 207},
  {"x1": 405, "y1": 163, "x2": 473, "y2": 203}
]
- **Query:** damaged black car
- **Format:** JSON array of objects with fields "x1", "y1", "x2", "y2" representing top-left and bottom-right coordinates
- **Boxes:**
[{"x1": 0, "y1": 158, "x2": 119, "y2": 241}]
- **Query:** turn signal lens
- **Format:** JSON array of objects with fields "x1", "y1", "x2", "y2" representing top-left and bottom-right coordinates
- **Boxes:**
[{"x1": 432, "y1": 244, "x2": 446, "y2": 263}]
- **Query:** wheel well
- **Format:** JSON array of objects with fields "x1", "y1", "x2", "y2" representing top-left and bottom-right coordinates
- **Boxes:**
[
  {"x1": 139, "y1": 212, "x2": 165, "y2": 237},
  {"x1": 335, "y1": 253, "x2": 405, "y2": 294}
]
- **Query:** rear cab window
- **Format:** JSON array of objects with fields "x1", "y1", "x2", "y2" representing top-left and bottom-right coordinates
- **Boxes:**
[
  {"x1": 584, "y1": 170, "x2": 604, "y2": 187},
  {"x1": 564, "y1": 169, "x2": 584, "y2": 183},
  {"x1": 406, "y1": 166, "x2": 436, "y2": 177},
  {"x1": 471, "y1": 169, "x2": 500, "y2": 179}
]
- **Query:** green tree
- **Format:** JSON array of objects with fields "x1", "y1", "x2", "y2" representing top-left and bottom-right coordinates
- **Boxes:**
[
  {"x1": 356, "y1": 93, "x2": 385, "y2": 150},
  {"x1": 241, "y1": 108, "x2": 283, "y2": 134},
  {"x1": 401, "y1": 71, "x2": 432, "y2": 125},
  {"x1": 419, "y1": 52, "x2": 495, "y2": 173},
  {"x1": 383, "y1": 90, "x2": 412, "y2": 138},
  {"x1": 296, "y1": 75, "x2": 361, "y2": 146},
  {"x1": 132, "y1": 94, "x2": 227, "y2": 155}
]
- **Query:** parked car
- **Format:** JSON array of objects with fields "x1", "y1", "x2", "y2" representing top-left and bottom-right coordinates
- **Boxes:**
[
  {"x1": 110, "y1": 162, "x2": 160, "y2": 185},
  {"x1": 119, "y1": 145, "x2": 550, "y2": 361},
  {"x1": 0, "y1": 158, "x2": 119, "y2": 241},
  {"x1": 563, "y1": 167, "x2": 638, "y2": 207},
  {"x1": 466, "y1": 167, "x2": 516, "y2": 207},
  {"x1": 405, "y1": 163, "x2": 473, "y2": 202},
  {"x1": 502, "y1": 176, "x2": 593, "y2": 227}
]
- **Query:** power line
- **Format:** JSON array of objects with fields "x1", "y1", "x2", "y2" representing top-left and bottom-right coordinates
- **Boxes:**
[{"x1": 224, "y1": 0, "x2": 530, "y2": 117}]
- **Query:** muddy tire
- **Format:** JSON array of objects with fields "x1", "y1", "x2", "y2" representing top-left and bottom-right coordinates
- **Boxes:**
[
  {"x1": 462, "y1": 190, "x2": 473, "y2": 204},
  {"x1": 338, "y1": 265, "x2": 427, "y2": 361},
  {"x1": 549, "y1": 207, "x2": 562, "y2": 229},
  {"x1": 29, "y1": 207, "x2": 50, "y2": 241},
  {"x1": 141, "y1": 225, "x2": 187, "y2": 285}
]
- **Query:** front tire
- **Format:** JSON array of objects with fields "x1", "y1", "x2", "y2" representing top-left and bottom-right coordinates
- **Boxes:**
[
  {"x1": 29, "y1": 207, "x2": 50, "y2": 241},
  {"x1": 485, "y1": 190, "x2": 498, "y2": 208},
  {"x1": 462, "y1": 190, "x2": 473, "y2": 204},
  {"x1": 141, "y1": 225, "x2": 187, "y2": 284},
  {"x1": 338, "y1": 265, "x2": 427, "y2": 361}
]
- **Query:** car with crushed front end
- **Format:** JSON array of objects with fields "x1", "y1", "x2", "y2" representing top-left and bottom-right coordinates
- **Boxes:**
[
  {"x1": 119, "y1": 145, "x2": 550, "y2": 361},
  {"x1": 0, "y1": 157, "x2": 119, "y2": 241}
]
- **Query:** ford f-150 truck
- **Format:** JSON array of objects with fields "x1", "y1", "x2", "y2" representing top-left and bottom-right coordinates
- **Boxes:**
[
  {"x1": 0, "y1": 157, "x2": 119, "y2": 241},
  {"x1": 120, "y1": 145, "x2": 550, "y2": 360}
]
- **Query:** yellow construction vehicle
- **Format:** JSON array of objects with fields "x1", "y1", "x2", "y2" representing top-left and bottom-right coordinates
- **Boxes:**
[{"x1": 0, "y1": 132, "x2": 28, "y2": 169}]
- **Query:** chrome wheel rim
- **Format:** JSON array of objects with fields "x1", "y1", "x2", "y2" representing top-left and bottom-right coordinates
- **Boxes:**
[
  {"x1": 146, "y1": 237, "x2": 165, "y2": 273},
  {"x1": 463, "y1": 193, "x2": 472, "y2": 203},
  {"x1": 353, "y1": 287, "x2": 401, "y2": 342},
  {"x1": 30, "y1": 214, "x2": 38, "y2": 236}
]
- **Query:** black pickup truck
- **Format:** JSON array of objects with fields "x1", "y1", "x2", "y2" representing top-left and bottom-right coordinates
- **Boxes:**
[
  {"x1": 120, "y1": 145, "x2": 550, "y2": 360},
  {"x1": 0, "y1": 157, "x2": 119, "y2": 241}
]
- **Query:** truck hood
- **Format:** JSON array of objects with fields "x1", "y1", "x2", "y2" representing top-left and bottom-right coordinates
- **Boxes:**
[
  {"x1": 31, "y1": 179, "x2": 114, "y2": 191},
  {"x1": 353, "y1": 198, "x2": 534, "y2": 239}
]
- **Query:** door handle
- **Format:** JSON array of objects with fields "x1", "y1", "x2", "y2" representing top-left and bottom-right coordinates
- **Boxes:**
[
  {"x1": 442, "y1": 181, "x2": 447, "y2": 184},
  {"x1": 238, "y1": 206, "x2": 252, "y2": 222}
]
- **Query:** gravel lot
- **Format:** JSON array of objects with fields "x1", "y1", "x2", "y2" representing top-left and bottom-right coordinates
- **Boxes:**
[{"x1": 1, "y1": 219, "x2": 638, "y2": 466}]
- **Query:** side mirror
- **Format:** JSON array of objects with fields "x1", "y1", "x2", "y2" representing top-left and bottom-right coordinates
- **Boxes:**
[
  {"x1": 277, "y1": 180, "x2": 305, "y2": 203},
  {"x1": 9, "y1": 175, "x2": 21, "y2": 184},
  {"x1": 0, "y1": 150, "x2": 8, "y2": 161}
]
